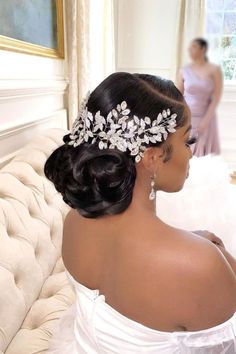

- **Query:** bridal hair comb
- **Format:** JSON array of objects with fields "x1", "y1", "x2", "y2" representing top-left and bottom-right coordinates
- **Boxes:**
[{"x1": 68, "y1": 92, "x2": 177, "y2": 163}]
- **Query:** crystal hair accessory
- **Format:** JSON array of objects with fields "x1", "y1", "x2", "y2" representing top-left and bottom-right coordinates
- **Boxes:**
[{"x1": 68, "y1": 93, "x2": 177, "y2": 163}]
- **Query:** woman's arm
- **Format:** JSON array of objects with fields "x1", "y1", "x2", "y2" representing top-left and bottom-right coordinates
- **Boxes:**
[
  {"x1": 176, "y1": 69, "x2": 184, "y2": 94},
  {"x1": 198, "y1": 65, "x2": 223, "y2": 134},
  {"x1": 217, "y1": 246, "x2": 236, "y2": 275},
  {"x1": 193, "y1": 230, "x2": 236, "y2": 276}
]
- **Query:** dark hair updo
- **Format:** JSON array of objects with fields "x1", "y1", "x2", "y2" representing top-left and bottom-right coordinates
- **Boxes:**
[
  {"x1": 194, "y1": 37, "x2": 209, "y2": 61},
  {"x1": 44, "y1": 72, "x2": 187, "y2": 218}
]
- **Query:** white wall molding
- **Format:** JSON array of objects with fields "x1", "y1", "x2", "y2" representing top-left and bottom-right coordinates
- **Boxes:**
[
  {"x1": 0, "y1": 109, "x2": 67, "y2": 166},
  {"x1": 0, "y1": 79, "x2": 68, "y2": 100},
  {"x1": 0, "y1": 110, "x2": 67, "y2": 138},
  {"x1": 0, "y1": 77, "x2": 68, "y2": 128}
]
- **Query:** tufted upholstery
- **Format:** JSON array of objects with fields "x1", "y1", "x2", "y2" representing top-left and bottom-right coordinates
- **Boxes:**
[{"x1": 0, "y1": 129, "x2": 75, "y2": 354}]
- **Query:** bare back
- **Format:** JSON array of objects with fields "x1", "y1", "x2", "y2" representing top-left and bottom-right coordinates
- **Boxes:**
[{"x1": 62, "y1": 209, "x2": 236, "y2": 332}]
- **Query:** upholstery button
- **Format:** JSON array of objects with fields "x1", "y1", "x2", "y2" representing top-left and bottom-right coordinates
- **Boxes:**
[
  {"x1": 7, "y1": 228, "x2": 14, "y2": 238},
  {"x1": 19, "y1": 178, "x2": 26, "y2": 185},
  {"x1": 35, "y1": 168, "x2": 43, "y2": 176},
  {"x1": 29, "y1": 208, "x2": 36, "y2": 218},
  {"x1": 50, "y1": 230, "x2": 56, "y2": 241},
  {"x1": 14, "y1": 273, "x2": 19, "y2": 286},
  {"x1": 35, "y1": 245, "x2": 39, "y2": 258},
  {"x1": 45, "y1": 197, "x2": 51, "y2": 205},
  {"x1": 29, "y1": 320, "x2": 40, "y2": 330}
]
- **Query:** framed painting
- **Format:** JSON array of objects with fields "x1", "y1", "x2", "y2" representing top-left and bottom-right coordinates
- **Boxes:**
[{"x1": 0, "y1": 0, "x2": 64, "y2": 58}]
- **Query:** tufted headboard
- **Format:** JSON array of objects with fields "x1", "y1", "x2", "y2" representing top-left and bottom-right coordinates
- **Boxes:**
[{"x1": 0, "y1": 128, "x2": 73, "y2": 353}]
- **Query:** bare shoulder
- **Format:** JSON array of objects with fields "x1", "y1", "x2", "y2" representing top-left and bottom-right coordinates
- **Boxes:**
[
  {"x1": 180, "y1": 230, "x2": 236, "y2": 289},
  {"x1": 142, "y1": 226, "x2": 236, "y2": 330},
  {"x1": 209, "y1": 62, "x2": 222, "y2": 75},
  {"x1": 182, "y1": 231, "x2": 236, "y2": 328}
]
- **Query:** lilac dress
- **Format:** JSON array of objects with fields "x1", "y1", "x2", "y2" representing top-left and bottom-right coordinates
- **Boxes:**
[{"x1": 183, "y1": 65, "x2": 220, "y2": 157}]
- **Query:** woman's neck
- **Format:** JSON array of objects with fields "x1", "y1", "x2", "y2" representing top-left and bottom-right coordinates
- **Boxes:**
[
  {"x1": 128, "y1": 176, "x2": 157, "y2": 217},
  {"x1": 192, "y1": 57, "x2": 206, "y2": 66}
]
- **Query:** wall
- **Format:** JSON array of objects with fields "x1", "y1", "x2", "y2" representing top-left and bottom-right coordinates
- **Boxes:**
[
  {"x1": 114, "y1": 0, "x2": 179, "y2": 78},
  {"x1": 114, "y1": 0, "x2": 236, "y2": 170},
  {"x1": 0, "y1": 8, "x2": 68, "y2": 166}
]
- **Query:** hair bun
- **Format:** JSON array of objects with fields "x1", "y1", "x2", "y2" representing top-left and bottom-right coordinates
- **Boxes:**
[{"x1": 44, "y1": 142, "x2": 136, "y2": 218}]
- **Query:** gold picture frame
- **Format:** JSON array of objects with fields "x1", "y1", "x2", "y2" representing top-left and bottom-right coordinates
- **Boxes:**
[{"x1": 0, "y1": 0, "x2": 64, "y2": 58}]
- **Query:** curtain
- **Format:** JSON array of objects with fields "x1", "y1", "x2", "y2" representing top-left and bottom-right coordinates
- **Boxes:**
[
  {"x1": 65, "y1": 0, "x2": 115, "y2": 128},
  {"x1": 172, "y1": 0, "x2": 206, "y2": 82}
]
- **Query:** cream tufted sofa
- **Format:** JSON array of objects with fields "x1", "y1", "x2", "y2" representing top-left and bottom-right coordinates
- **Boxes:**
[{"x1": 0, "y1": 128, "x2": 75, "y2": 354}]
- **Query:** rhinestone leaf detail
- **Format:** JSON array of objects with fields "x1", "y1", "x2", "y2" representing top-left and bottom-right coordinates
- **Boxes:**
[{"x1": 68, "y1": 93, "x2": 177, "y2": 163}]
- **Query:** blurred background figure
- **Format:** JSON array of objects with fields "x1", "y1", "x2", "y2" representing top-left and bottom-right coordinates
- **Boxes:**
[{"x1": 177, "y1": 38, "x2": 223, "y2": 157}]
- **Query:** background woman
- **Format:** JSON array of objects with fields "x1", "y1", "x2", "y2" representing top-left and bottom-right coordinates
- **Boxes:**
[
  {"x1": 178, "y1": 38, "x2": 222, "y2": 157},
  {"x1": 46, "y1": 73, "x2": 236, "y2": 353}
]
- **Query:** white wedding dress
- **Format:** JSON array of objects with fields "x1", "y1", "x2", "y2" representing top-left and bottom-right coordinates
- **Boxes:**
[{"x1": 48, "y1": 156, "x2": 236, "y2": 354}]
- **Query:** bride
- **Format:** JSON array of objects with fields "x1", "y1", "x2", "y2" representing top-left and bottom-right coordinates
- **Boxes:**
[{"x1": 45, "y1": 72, "x2": 236, "y2": 353}]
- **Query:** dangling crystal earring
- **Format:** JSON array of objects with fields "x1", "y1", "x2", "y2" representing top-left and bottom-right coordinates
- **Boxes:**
[{"x1": 149, "y1": 175, "x2": 156, "y2": 201}]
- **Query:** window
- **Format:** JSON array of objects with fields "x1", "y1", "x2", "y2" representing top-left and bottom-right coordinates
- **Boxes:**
[{"x1": 205, "y1": 0, "x2": 236, "y2": 81}]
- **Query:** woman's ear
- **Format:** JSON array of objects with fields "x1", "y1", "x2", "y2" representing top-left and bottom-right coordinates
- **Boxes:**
[{"x1": 142, "y1": 147, "x2": 163, "y2": 173}]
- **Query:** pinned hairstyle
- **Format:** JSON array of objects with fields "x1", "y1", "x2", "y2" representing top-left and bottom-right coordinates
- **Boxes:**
[{"x1": 44, "y1": 72, "x2": 188, "y2": 218}]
